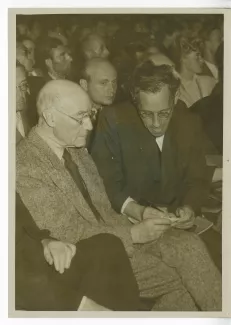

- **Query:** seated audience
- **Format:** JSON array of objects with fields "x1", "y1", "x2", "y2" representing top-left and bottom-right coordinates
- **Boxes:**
[
  {"x1": 17, "y1": 79, "x2": 221, "y2": 311},
  {"x1": 14, "y1": 14, "x2": 224, "y2": 312}
]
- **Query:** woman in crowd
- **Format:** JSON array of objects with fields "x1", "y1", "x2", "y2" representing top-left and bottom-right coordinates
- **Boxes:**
[{"x1": 171, "y1": 36, "x2": 217, "y2": 107}]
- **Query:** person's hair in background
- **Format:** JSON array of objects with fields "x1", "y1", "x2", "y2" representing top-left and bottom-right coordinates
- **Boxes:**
[
  {"x1": 81, "y1": 33, "x2": 110, "y2": 60},
  {"x1": 199, "y1": 21, "x2": 223, "y2": 66},
  {"x1": 94, "y1": 19, "x2": 108, "y2": 39},
  {"x1": 170, "y1": 36, "x2": 204, "y2": 74},
  {"x1": 16, "y1": 16, "x2": 29, "y2": 39},
  {"x1": 157, "y1": 18, "x2": 182, "y2": 51},
  {"x1": 170, "y1": 35, "x2": 217, "y2": 107},
  {"x1": 47, "y1": 17, "x2": 69, "y2": 46},
  {"x1": 130, "y1": 60, "x2": 180, "y2": 107},
  {"x1": 26, "y1": 17, "x2": 43, "y2": 42}
]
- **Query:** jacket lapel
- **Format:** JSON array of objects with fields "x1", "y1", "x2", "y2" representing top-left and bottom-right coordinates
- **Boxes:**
[
  {"x1": 16, "y1": 128, "x2": 23, "y2": 144},
  {"x1": 161, "y1": 121, "x2": 179, "y2": 201},
  {"x1": 27, "y1": 129, "x2": 99, "y2": 225}
]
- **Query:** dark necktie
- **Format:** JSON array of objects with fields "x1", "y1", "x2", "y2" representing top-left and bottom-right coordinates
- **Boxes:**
[{"x1": 63, "y1": 149, "x2": 103, "y2": 223}]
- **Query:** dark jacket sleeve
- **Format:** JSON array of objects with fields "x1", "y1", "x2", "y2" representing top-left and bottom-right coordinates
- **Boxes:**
[
  {"x1": 91, "y1": 107, "x2": 131, "y2": 213},
  {"x1": 16, "y1": 192, "x2": 51, "y2": 244}
]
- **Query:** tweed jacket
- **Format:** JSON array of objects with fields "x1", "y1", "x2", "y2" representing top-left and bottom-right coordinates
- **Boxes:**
[{"x1": 16, "y1": 128, "x2": 134, "y2": 254}]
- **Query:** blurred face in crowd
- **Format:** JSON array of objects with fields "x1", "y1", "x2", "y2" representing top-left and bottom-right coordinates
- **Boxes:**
[
  {"x1": 28, "y1": 21, "x2": 42, "y2": 41},
  {"x1": 146, "y1": 46, "x2": 160, "y2": 56},
  {"x1": 206, "y1": 28, "x2": 222, "y2": 55},
  {"x1": 17, "y1": 23, "x2": 29, "y2": 37},
  {"x1": 135, "y1": 22, "x2": 149, "y2": 33},
  {"x1": 182, "y1": 50, "x2": 203, "y2": 75},
  {"x1": 95, "y1": 21, "x2": 107, "y2": 38},
  {"x1": 16, "y1": 66, "x2": 29, "y2": 112},
  {"x1": 41, "y1": 82, "x2": 93, "y2": 148},
  {"x1": 46, "y1": 45, "x2": 73, "y2": 78},
  {"x1": 150, "y1": 19, "x2": 159, "y2": 34},
  {"x1": 81, "y1": 60, "x2": 117, "y2": 106},
  {"x1": 107, "y1": 22, "x2": 120, "y2": 37},
  {"x1": 22, "y1": 39, "x2": 35, "y2": 67},
  {"x1": 138, "y1": 85, "x2": 174, "y2": 137},
  {"x1": 83, "y1": 35, "x2": 109, "y2": 60},
  {"x1": 16, "y1": 42, "x2": 34, "y2": 72},
  {"x1": 80, "y1": 27, "x2": 92, "y2": 41}
]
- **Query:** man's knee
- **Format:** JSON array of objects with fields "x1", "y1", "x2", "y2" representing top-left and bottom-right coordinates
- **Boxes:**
[
  {"x1": 160, "y1": 228, "x2": 207, "y2": 258},
  {"x1": 82, "y1": 233, "x2": 126, "y2": 257}
]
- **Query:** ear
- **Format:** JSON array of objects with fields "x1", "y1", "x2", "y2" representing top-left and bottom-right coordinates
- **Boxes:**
[
  {"x1": 42, "y1": 109, "x2": 55, "y2": 127},
  {"x1": 174, "y1": 89, "x2": 180, "y2": 105},
  {"x1": 45, "y1": 58, "x2": 52, "y2": 71},
  {"x1": 79, "y1": 79, "x2": 88, "y2": 92}
]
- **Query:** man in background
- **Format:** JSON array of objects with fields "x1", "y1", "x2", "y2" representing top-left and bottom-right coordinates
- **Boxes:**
[
  {"x1": 79, "y1": 58, "x2": 117, "y2": 150},
  {"x1": 28, "y1": 36, "x2": 73, "y2": 126}
]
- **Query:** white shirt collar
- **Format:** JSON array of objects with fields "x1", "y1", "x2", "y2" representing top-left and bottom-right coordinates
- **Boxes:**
[{"x1": 155, "y1": 134, "x2": 165, "y2": 152}]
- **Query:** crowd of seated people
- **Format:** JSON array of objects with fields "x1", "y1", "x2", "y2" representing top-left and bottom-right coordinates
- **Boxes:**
[{"x1": 15, "y1": 14, "x2": 223, "y2": 311}]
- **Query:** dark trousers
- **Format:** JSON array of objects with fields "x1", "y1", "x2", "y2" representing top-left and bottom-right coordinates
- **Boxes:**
[{"x1": 16, "y1": 234, "x2": 140, "y2": 311}]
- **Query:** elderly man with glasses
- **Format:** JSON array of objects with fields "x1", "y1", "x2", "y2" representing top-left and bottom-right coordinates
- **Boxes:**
[{"x1": 16, "y1": 79, "x2": 141, "y2": 311}]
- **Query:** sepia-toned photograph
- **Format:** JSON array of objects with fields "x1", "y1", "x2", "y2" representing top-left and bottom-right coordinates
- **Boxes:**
[{"x1": 9, "y1": 8, "x2": 228, "y2": 316}]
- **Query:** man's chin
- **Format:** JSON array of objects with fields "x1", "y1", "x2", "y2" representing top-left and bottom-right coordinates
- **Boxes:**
[
  {"x1": 74, "y1": 138, "x2": 87, "y2": 148},
  {"x1": 148, "y1": 129, "x2": 164, "y2": 137},
  {"x1": 102, "y1": 98, "x2": 114, "y2": 106}
]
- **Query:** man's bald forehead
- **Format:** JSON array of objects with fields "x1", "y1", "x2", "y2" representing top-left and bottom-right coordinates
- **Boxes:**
[
  {"x1": 37, "y1": 80, "x2": 91, "y2": 115},
  {"x1": 85, "y1": 58, "x2": 116, "y2": 79},
  {"x1": 40, "y1": 79, "x2": 86, "y2": 96}
]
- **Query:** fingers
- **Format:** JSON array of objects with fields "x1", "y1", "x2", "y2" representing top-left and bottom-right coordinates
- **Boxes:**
[
  {"x1": 145, "y1": 217, "x2": 172, "y2": 225},
  {"x1": 48, "y1": 242, "x2": 76, "y2": 274},
  {"x1": 64, "y1": 245, "x2": 72, "y2": 269},
  {"x1": 66, "y1": 243, "x2": 76, "y2": 258},
  {"x1": 53, "y1": 250, "x2": 66, "y2": 274},
  {"x1": 44, "y1": 246, "x2": 53, "y2": 265},
  {"x1": 49, "y1": 242, "x2": 67, "y2": 274},
  {"x1": 143, "y1": 207, "x2": 167, "y2": 220},
  {"x1": 174, "y1": 218, "x2": 195, "y2": 229},
  {"x1": 154, "y1": 224, "x2": 171, "y2": 231}
]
